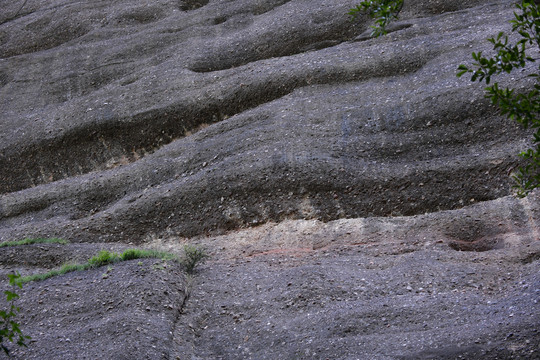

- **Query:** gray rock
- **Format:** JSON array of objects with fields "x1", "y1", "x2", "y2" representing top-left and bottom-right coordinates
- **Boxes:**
[
  {"x1": 1, "y1": 1, "x2": 540, "y2": 358},
  {"x1": 0, "y1": 0, "x2": 532, "y2": 242}
]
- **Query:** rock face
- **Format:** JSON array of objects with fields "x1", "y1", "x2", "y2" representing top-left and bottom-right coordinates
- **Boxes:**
[
  {"x1": 0, "y1": 0, "x2": 532, "y2": 242},
  {"x1": 1, "y1": 197, "x2": 539, "y2": 359},
  {"x1": 1, "y1": 1, "x2": 540, "y2": 359}
]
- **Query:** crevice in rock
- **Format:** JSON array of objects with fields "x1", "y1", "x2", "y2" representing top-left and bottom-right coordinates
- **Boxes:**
[
  {"x1": 0, "y1": 0, "x2": 31, "y2": 26},
  {"x1": 187, "y1": 34, "x2": 357, "y2": 73},
  {"x1": 187, "y1": 18, "x2": 367, "y2": 73},
  {"x1": 179, "y1": 0, "x2": 209, "y2": 11},
  {"x1": 447, "y1": 237, "x2": 503, "y2": 252},
  {"x1": 0, "y1": 22, "x2": 92, "y2": 59},
  {"x1": 169, "y1": 274, "x2": 195, "y2": 360},
  {"x1": 445, "y1": 217, "x2": 506, "y2": 252},
  {"x1": 212, "y1": 16, "x2": 227, "y2": 25},
  {"x1": 0, "y1": 70, "x2": 9, "y2": 88},
  {"x1": 113, "y1": 6, "x2": 166, "y2": 26},
  {"x1": 353, "y1": 22, "x2": 414, "y2": 42},
  {"x1": 521, "y1": 250, "x2": 540, "y2": 264}
]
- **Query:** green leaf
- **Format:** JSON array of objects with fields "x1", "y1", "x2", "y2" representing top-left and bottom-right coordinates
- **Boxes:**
[
  {"x1": 455, "y1": 0, "x2": 540, "y2": 194},
  {"x1": 4, "y1": 291, "x2": 19, "y2": 302}
]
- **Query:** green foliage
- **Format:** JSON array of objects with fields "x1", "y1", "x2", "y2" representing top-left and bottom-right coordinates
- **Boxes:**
[
  {"x1": 120, "y1": 249, "x2": 146, "y2": 261},
  {"x1": 20, "y1": 248, "x2": 181, "y2": 284},
  {"x1": 349, "y1": 0, "x2": 404, "y2": 37},
  {"x1": 120, "y1": 248, "x2": 178, "y2": 262},
  {"x1": 181, "y1": 245, "x2": 209, "y2": 274},
  {"x1": 351, "y1": 0, "x2": 540, "y2": 195},
  {"x1": 88, "y1": 249, "x2": 178, "y2": 269},
  {"x1": 458, "y1": 0, "x2": 540, "y2": 196},
  {"x1": 1, "y1": 273, "x2": 30, "y2": 355},
  {"x1": 102, "y1": 266, "x2": 114, "y2": 279},
  {"x1": 88, "y1": 250, "x2": 121, "y2": 268},
  {"x1": 0, "y1": 238, "x2": 68, "y2": 248},
  {"x1": 20, "y1": 263, "x2": 89, "y2": 283}
]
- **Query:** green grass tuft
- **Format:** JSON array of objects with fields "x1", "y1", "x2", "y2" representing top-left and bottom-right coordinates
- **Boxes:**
[
  {"x1": 19, "y1": 248, "x2": 182, "y2": 283},
  {"x1": 20, "y1": 263, "x2": 89, "y2": 284},
  {"x1": 0, "y1": 238, "x2": 68, "y2": 248},
  {"x1": 182, "y1": 245, "x2": 209, "y2": 274},
  {"x1": 121, "y1": 248, "x2": 178, "y2": 261},
  {"x1": 88, "y1": 250, "x2": 121, "y2": 268}
]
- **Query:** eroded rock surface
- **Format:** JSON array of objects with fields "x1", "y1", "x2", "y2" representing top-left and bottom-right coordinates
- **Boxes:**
[
  {"x1": 1, "y1": 195, "x2": 539, "y2": 359},
  {"x1": 1, "y1": 0, "x2": 539, "y2": 359},
  {"x1": 0, "y1": 0, "x2": 533, "y2": 242}
]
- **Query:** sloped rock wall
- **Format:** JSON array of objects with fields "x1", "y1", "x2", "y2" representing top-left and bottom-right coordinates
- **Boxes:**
[{"x1": 0, "y1": 0, "x2": 532, "y2": 242}]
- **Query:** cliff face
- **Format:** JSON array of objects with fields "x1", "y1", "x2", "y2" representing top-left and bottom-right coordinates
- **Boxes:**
[
  {"x1": 0, "y1": 0, "x2": 531, "y2": 242},
  {"x1": 1, "y1": 1, "x2": 540, "y2": 359}
]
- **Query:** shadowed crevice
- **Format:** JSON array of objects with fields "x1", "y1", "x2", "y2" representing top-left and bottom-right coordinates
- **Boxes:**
[{"x1": 179, "y1": 0, "x2": 209, "y2": 11}]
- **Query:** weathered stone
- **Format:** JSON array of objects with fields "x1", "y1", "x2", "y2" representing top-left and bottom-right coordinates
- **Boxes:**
[
  {"x1": 1, "y1": 1, "x2": 540, "y2": 358},
  {"x1": 0, "y1": 0, "x2": 531, "y2": 242}
]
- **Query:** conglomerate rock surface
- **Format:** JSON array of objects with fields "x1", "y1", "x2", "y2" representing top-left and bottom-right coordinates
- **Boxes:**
[
  {"x1": 0, "y1": 0, "x2": 533, "y2": 241},
  {"x1": 0, "y1": 0, "x2": 539, "y2": 359}
]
